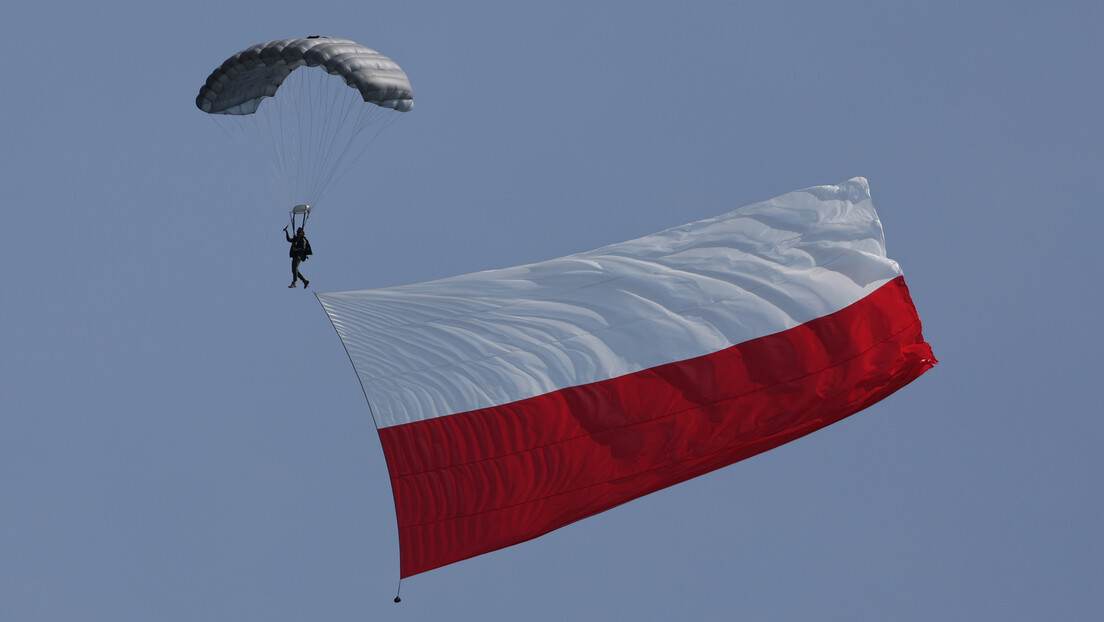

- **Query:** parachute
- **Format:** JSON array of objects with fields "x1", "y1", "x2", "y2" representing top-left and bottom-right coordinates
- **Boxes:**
[{"x1": 196, "y1": 36, "x2": 414, "y2": 225}]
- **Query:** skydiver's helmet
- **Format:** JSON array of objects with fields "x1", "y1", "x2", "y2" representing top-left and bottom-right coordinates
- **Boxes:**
[{"x1": 290, "y1": 204, "x2": 311, "y2": 230}]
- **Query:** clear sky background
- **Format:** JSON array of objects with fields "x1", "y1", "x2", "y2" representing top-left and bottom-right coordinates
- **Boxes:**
[{"x1": 3, "y1": 1, "x2": 1102, "y2": 620}]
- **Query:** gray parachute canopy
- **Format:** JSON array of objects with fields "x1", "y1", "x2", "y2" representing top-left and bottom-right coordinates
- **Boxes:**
[{"x1": 196, "y1": 36, "x2": 414, "y2": 115}]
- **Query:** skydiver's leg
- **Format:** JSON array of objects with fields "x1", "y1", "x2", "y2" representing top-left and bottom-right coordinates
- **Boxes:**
[
  {"x1": 290, "y1": 258, "x2": 302, "y2": 287},
  {"x1": 293, "y1": 257, "x2": 308, "y2": 286}
]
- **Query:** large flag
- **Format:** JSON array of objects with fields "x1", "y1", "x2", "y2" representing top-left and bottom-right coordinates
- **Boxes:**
[{"x1": 317, "y1": 177, "x2": 936, "y2": 578}]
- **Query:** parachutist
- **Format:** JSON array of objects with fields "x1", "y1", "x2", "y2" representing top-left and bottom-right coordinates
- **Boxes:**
[
  {"x1": 285, "y1": 225, "x2": 312, "y2": 288},
  {"x1": 394, "y1": 596, "x2": 401, "y2": 603}
]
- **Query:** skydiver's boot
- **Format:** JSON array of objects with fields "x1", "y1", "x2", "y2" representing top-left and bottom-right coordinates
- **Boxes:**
[
  {"x1": 303, "y1": 278, "x2": 309, "y2": 288},
  {"x1": 289, "y1": 282, "x2": 297, "y2": 288}
]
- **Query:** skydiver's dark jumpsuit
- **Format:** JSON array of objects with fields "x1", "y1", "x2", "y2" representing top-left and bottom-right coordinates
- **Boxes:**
[{"x1": 286, "y1": 227, "x2": 312, "y2": 288}]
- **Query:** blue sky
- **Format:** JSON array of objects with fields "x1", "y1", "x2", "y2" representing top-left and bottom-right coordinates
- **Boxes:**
[{"x1": 3, "y1": 1, "x2": 1102, "y2": 620}]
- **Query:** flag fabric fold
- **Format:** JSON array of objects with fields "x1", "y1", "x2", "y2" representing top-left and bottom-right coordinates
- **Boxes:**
[{"x1": 317, "y1": 177, "x2": 936, "y2": 577}]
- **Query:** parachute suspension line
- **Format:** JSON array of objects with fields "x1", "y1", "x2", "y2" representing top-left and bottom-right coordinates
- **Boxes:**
[
  {"x1": 394, "y1": 579, "x2": 402, "y2": 603},
  {"x1": 307, "y1": 65, "x2": 341, "y2": 203},
  {"x1": 265, "y1": 92, "x2": 295, "y2": 205},
  {"x1": 230, "y1": 66, "x2": 309, "y2": 209},
  {"x1": 313, "y1": 100, "x2": 369, "y2": 204},
  {"x1": 313, "y1": 104, "x2": 401, "y2": 207},
  {"x1": 284, "y1": 66, "x2": 327, "y2": 208},
  {"x1": 304, "y1": 69, "x2": 396, "y2": 207},
  {"x1": 322, "y1": 70, "x2": 361, "y2": 200},
  {"x1": 295, "y1": 66, "x2": 317, "y2": 204},
  {"x1": 276, "y1": 68, "x2": 307, "y2": 207},
  {"x1": 265, "y1": 65, "x2": 372, "y2": 209},
  {"x1": 207, "y1": 112, "x2": 287, "y2": 206},
  {"x1": 207, "y1": 81, "x2": 305, "y2": 210}
]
